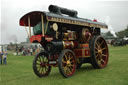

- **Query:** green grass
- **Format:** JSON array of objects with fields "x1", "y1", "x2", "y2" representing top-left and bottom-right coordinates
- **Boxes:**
[{"x1": 0, "y1": 45, "x2": 128, "y2": 85}]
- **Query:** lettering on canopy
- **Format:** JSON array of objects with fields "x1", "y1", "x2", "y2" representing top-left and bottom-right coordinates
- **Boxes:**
[{"x1": 47, "y1": 16, "x2": 107, "y2": 29}]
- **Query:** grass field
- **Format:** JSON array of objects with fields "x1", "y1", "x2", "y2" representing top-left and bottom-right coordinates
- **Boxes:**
[{"x1": 0, "y1": 45, "x2": 128, "y2": 85}]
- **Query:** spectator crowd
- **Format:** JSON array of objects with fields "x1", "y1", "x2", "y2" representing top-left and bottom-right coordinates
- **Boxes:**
[{"x1": 15, "y1": 45, "x2": 43, "y2": 56}]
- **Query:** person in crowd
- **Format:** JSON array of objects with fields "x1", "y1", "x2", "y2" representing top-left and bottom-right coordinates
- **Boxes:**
[
  {"x1": 3, "y1": 52, "x2": 8, "y2": 65},
  {"x1": 30, "y1": 48, "x2": 33, "y2": 56},
  {"x1": 0, "y1": 52, "x2": 3, "y2": 64}
]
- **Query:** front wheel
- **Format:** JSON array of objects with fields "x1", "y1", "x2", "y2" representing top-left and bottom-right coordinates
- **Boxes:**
[
  {"x1": 33, "y1": 52, "x2": 51, "y2": 77},
  {"x1": 58, "y1": 49, "x2": 76, "y2": 78}
]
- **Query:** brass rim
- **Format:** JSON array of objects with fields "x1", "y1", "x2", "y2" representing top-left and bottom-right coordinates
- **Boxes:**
[{"x1": 62, "y1": 52, "x2": 76, "y2": 76}]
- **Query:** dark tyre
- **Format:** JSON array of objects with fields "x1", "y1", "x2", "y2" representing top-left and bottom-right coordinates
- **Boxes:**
[
  {"x1": 58, "y1": 49, "x2": 76, "y2": 78},
  {"x1": 90, "y1": 36, "x2": 109, "y2": 69},
  {"x1": 33, "y1": 52, "x2": 51, "y2": 77}
]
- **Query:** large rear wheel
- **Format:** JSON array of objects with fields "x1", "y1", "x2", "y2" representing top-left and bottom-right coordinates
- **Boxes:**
[
  {"x1": 58, "y1": 49, "x2": 76, "y2": 78},
  {"x1": 33, "y1": 52, "x2": 51, "y2": 77},
  {"x1": 90, "y1": 36, "x2": 109, "y2": 69}
]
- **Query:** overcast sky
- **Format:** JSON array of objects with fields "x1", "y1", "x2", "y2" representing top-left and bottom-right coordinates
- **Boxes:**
[{"x1": 1, "y1": 0, "x2": 128, "y2": 44}]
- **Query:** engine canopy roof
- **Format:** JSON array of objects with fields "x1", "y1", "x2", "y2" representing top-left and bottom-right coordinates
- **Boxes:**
[{"x1": 19, "y1": 11, "x2": 108, "y2": 29}]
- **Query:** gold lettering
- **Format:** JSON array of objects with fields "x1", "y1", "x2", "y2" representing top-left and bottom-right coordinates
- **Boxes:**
[
  {"x1": 58, "y1": 18, "x2": 60, "y2": 22},
  {"x1": 68, "y1": 20, "x2": 71, "y2": 23},
  {"x1": 74, "y1": 21, "x2": 76, "y2": 24},
  {"x1": 65, "y1": 19, "x2": 68, "y2": 23},
  {"x1": 48, "y1": 17, "x2": 103, "y2": 28},
  {"x1": 72, "y1": 20, "x2": 74, "y2": 24},
  {"x1": 56, "y1": 18, "x2": 58, "y2": 22},
  {"x1": 52, "y1": 17, "x2": 56, "y2": 21},
  {"x1": 62, "y1": 19, "x2": 64, "y2": 22}
]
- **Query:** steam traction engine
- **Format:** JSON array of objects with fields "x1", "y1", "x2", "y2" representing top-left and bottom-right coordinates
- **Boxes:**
[{"x1": 19, "y1": 5, "x2": 109, "y2": 78}]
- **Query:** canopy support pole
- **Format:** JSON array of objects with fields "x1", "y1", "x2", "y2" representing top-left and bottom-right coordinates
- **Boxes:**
[
  {"x1": 28, "y1": 16, "x2": 31, "y2": 37},
  {"x1": 45, "y1": 21, "x2": 49, "y2": 34},
  {"x1": 24, "y1": 24, "x2": 30, "y2": 38},
  {"x1": 41, "y1": 14, "x2": 45, "y2": 37}
]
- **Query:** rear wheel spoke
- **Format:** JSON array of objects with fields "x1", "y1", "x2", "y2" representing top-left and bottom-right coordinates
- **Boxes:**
[
  {"x1": 102, "y1": 54, "x2": 107, "y2": 57},
  {"x1": 62, "y1": 59, "x2": 67, "y2": 64},
  {"x1": 95, "y1": 42, "x2": 99, "y2": 47},
  {"x1": 90, "y1": 36, "x2": 109, "y2": 68},
  {"x1": 99, "y1": 40, "x2": 104, "y2": 46},
  {"x1": 95, "y1": 54, "x2": 99, "y2": 59},
  {"x1": 101, "y1": 59, "x2": 105, "y2": 64},
  {"x1": 101, "y1": 47, "x2": 106, "y2": 51},
  {"x1": 97, "y1": 60, "x2": 101, "y2": 65},
  {"x1": 95, "y1": 49, "x2": 98, "y2": 52},
  {"x1": 65, "y1": 55, "x2": 68, "y2": 61}
]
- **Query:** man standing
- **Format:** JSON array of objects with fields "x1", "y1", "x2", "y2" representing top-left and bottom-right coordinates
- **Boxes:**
[
  {"x1": 3, "y1": 52, "x2": 7, "y2": 65},
  {"x1": 0, "y1": 52, "x2": 3, "y2": 64}
]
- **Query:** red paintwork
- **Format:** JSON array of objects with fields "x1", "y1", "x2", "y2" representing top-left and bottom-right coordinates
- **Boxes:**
[
  {"x1": 74, "y1": 44, "x2": 90, "y2": 57},
  {"x1": 30, "y1": 35, "x2": 42, "y2": 43},
  {"x1": 73, "y1": 41, "x2": 79, "y2": 48},
  {"x1": 84, "y1": 49, "x2": 90, "y2": 56},
  {"x1": 79, "y1": 44, "x2": 89, "y2": 48},
  {"x1": 74, "y1": 49, "x2": 90, "y2": 57},
  {"x1": 19, "y1": 11, "x2": 43, "y2": 27},
  {"x1": 29, "y1": 35, "x2": 53, "y2": 43},
  {"x1": 74, "y1": 49, "x2": 82, "y2": 57}
]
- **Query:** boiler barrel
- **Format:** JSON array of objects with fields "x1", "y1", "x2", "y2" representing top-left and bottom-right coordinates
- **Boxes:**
[
  {"x1": 48, "y1": 5, "x2": 78, "y2": 17},
  {"x1": 47, "y1": 41, "x2": 78, "y2": 52}
]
